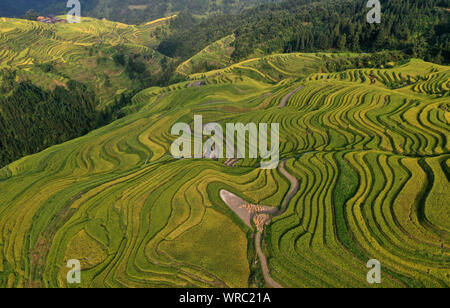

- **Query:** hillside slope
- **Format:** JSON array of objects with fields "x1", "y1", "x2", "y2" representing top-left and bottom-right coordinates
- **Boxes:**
[
  {"x1": 0, "y1": 16, "x2": 171, "y2": 105},
  {"x1": 0, "y1": 16, "x2": 178, "y2": 168},
  {"x1": 158, "y1": 0, "x2": 449, "y2": 64},
  {"x1": 0, "y1": 55, "x2": 448, "y2": 288}
]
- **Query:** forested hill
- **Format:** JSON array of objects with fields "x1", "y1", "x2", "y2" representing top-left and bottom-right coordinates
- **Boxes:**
[
  {"x1": 0, "y1": 0, "x2": 282, "y2": 23},
  {"x1": 0, "y1": 76, "x2": 103, "y2": 167},
  {"x1": 158, "y1": 0, "x2": 450, "y2": 65}
]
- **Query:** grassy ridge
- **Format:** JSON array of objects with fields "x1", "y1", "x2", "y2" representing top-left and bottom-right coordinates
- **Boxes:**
[
  {"x1": 0, "y1": 54, "x2": 448, "y2": 287},
  {"x1": 176, "y1": 35, "x2": 236, "y2": 76}
]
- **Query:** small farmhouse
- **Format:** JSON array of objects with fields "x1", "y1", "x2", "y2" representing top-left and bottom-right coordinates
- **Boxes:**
[{"x1": 37, "y1": 16, "x2": 67, "y2": 24}]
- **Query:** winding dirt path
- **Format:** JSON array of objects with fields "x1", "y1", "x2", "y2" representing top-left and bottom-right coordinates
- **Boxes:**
[
  {"x1": 278, "y1": 160, "x2": 300, "y2": 214},
  {"x1": 255, "y1": 232, "x2": 283, "y2": 288},
  {"x1": 220, "y1": 160, "x2": 299, "y2": 288},
  {"x1": 279, "y1": 85, "x2": 304, "y2": 107}
]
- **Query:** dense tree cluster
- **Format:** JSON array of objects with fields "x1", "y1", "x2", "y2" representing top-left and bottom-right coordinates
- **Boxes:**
[
  {"x1": 23, "y1": 9, "x2": 39, "y2": 21},
  {"x1": 0, "y1": 71, "x2": 108, "y2": 167},
  {"x1": 320, "y1": 51, "x2": 409, "y2": 72},
  {"x1": 158, "y1": 0, "x2": 449, "y2": 64},
  {"x1": 112, "y1": 49, "x2": 186, "y2": 88}
]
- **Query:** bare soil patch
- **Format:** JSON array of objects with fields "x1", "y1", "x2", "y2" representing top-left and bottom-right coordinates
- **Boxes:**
[{"x1": 280, "y1": 85, "x2": 304, "y2": 107}]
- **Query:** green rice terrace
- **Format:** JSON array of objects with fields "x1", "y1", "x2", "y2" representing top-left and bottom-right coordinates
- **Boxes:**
[
  {"x1": 0, "y1": 49, "x2": 449, "y2": 287},
  {"x1": 0, "y1": 16, "x2": 172, "y2": 105}
]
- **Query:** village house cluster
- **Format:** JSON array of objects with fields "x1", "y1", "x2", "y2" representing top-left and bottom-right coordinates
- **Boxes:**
[{"x1": 37, "y1": 15, "x2": 67, "y2": 24}]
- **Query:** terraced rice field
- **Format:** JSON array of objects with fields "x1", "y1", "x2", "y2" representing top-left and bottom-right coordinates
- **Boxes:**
[
  {"x1": 189, "y1": 53, "x2": 323, "y2": 84},
  {"x1": 0, "y1": 54, "x2": 448, "y2": 288},
  {"x1": 0, "y1": 17, "x2": 170, "y2": 105},
  {"x1": 177, "y1": 35, "x2": 236, "y2": 76}
]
